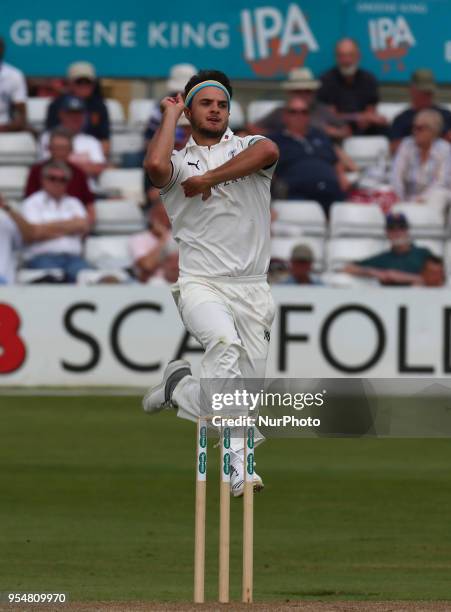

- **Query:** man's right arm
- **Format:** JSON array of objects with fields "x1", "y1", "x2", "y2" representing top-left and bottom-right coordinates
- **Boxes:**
[{"x1": 143, "y1": 94, "x2": 185, "y2": 187}]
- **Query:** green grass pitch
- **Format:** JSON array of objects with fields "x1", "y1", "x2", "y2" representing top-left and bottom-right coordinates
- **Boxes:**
[{"x1": 0, "y1": 395, "x2": 450, "y2": 603}]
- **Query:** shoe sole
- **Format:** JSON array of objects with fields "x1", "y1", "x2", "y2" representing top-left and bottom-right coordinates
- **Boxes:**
[
  {"x1": 142, "y1": 360, "x2": 190, "y2": 414},
  {"x1": 232, "y1": 479, "x2": 264, "y2": 498}
]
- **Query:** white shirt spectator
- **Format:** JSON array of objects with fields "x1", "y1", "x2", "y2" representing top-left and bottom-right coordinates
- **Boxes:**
[
  {"x1": 38, "y1": 131, "x2": 106, "y2": 164},
  {"x1": 0, "y1": 62, "x2": 27, "y2": 125},
  {"x1": 391, "y1": 136, "x2": 451, "y2": 200},
  {"x1": 21, "y1": 190, "x2": 87, "y2": 260},
  {"x1": 0, "y1": 209, "x2": 21, "y2": 283}
]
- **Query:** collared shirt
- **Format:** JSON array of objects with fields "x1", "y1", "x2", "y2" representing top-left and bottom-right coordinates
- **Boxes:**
[
  {"x1": 0, "y1": 62, "x2": 27, "y2": 125},
  {"x1": 21, "y1": 190, "x2": 87, "y2": 260},
  {"x1": 317, "y1": 67, "x2": 379, "y2": 113},
  {"x1": 357, "y1": 244, "x2": 432, "y2": 275},
  {"x1": 159, "y1": 128, "x2": 275, "y2": 278},
  {"x1": 391, "y1": 136, "x2": 451, "y2": 200},
  {"x1": 0, "y1": 210, "x2": 21, "y2": 283}
]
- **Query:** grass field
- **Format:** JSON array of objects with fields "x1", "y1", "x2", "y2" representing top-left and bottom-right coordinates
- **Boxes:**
[{"x1": 0, "y1": 395, "x2": 451, "y2": 604}]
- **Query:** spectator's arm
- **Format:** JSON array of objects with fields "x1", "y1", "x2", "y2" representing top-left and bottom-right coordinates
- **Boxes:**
[
  {"x1": 390, "y1": 139, "x2": 409, "y2": 199},
  {"x1": 0, "y1": 102, "x2": 26, "y2": 132}
]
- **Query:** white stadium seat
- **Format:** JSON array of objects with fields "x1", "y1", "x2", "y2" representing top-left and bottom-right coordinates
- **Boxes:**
[
  {"x1": 330, "y1": 202, "x2": 386, "y2": 238},
  {"x1": 229, "y1": 100, "x2": 245, "y2": 129},
  {"x1": 94, "y1": 199, "x2": 146, "y2": 234},
  {"x1": 128, "y1": 99, "x2": 157, "y2": 130},
  {"x1": 270, "y1": 236, "x2": 325, "y2": 272},
  {"x1": 377, "y1": 102, "x2": 409, "y2": 123},
  {"x1": 0, "y1": 166, "x2": 29, "y2": 199},
  {"x1": 110, "y1": 132, "x2": 144, "y2": 165},
  {"x1": 247, "y1": 100, "x2": 284, "y2": 124},
  {"x1": 391, "y1": 203, "x2": 446, "y2": 238},
  {"x1": 272, "y1": 200, "x2": 326, "y2": 237},
  {"x1": 0, "y1": 133, "x2": 37, "y2": 165},
  {"x1": 84, "y1": 235, "x2": 134, "y2": 270},
  {"x1": 327, "y1": 238, "x2": 388, "y2": 271},
  {"x1": 98, "y1": 168, "x2": 144, "y2": 201},
  {"x1": 76, "y1": 269, "x2": 131, "y2": 284},
  {"x1": 105, "y1": 98, "x2": 126, "y2": 132},
  {"x1": 343, "y1": 136, "x2": 390, "y2": 169},
  {"x1": 26, "y1": 97, "x2": 52, "y2": 131},
  {"x1": 415, "y1": 238, "x2": 445, "y2": 258}
]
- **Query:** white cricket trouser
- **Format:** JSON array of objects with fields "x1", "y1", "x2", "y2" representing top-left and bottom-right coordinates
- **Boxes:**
[{"x1": 171, "y1": 275, "x2": 275, "y2": 450}]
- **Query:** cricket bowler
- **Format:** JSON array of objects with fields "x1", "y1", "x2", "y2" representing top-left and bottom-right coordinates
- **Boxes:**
[{"x1": 142, "y1": 69, "x2": 279, "y2": 497}]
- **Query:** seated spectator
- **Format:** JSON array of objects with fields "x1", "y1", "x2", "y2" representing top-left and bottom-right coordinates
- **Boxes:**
[
  {"x1": 25, "y1": 127, "x2": 95, "y2": 225},
  {"x1": 318, "y1": 38, "x2": 387, "y2": 135},
  {"x1": 0, "y1": 37, "x2": 27, "y2": 132},
  {"x1": 38, "y1": 96, "x2": 107, "y2": 185},
  {"x1": 391, "y1": 109, "x2": 451, "y2": 213},
  {"x1": 421, "y1": 255, "x2": 446, "y2": 287},
  {"x1": 343, "y1": 213, "x2": 434, "y2": 285},
  {"x1": 21, "y1": 160, "x2": 91, "y2": 283},
  {"x1": 269, "y1": 98, "x2": 346, "y2": 214},
  {"x1": 45, "y1": 62, "x2": 110, "y2": 156},
  {"x1": 129, "y1": 201, "x2": 174, "y2": 282},
  {"x1": 282, "y1": 244, "x2": 322, "y2": 285},
  {"x1": 390, "y1": 69, "x2": 451, "y2": 153},
  {"x1": 252, "y1": 67, "x2": 350, "y2": 141}
]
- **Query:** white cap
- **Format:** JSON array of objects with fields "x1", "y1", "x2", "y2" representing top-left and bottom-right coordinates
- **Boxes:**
[
  {"x1": 282, "y1": 67, "x2": 320, "y2": 91},
  {"x1": 68, "y1": 61, "x2": 96, "y2": 81},
  {"x1": 167, "y1": 63, "x2": 197, "y2": 93}
]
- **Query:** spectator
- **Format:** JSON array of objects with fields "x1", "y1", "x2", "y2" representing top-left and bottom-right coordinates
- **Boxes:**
[
  {"x1": 390, "y1": 69, "x2": 451, "y2": 153},
  {"x1": 421, "y1": 255, "x2": 446, "y2": 287},
  {"x1": 343, "y1": 213, "x2": 434, "y2": 285},
  {"x1": 269, "y1": 97, "x2": 346, "y2": 214},
  {"x1": 45, "y1": 62, "x2": 110, "y2": 155},
  {"x1": 25, "y1": 127, "x2": 95, "y2": 225},
  {"x1": 0, "y1": 197, "x2": 22, "y2": 283},
  {"x1": 21, "y1": 160, "x2": 91, "y2": 283},
  {"x1": 391, "y1": 109, "x2": 451, "y2": 213},
  {"x1": 0, "y1": 37, "x2": 27, "y2": 132},
  {"x1": 318, "y1": 38, "x2": 387, "y2": 135},
  {"x1": 282, "y1": 244, "x2": 322, "y2": 285},
  {"x1": 39, "y1": 96, "x2": 107, "y2": 184},
  {"x1": 252, "y1": 67, "x2": 350, "y2": 141},
  {"x1": 129, "y1": 201, "x2": 174, "y2": 282}
]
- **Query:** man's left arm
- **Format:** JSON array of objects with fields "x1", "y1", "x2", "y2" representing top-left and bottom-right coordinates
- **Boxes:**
[{"x1": 181, "y1": 138, "x2": 279, "y2": 199}]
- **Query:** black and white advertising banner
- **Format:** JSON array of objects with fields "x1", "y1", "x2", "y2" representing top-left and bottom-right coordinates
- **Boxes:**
[{"x1": 0, "y1": 286, "x2": 450, "y2": 387}]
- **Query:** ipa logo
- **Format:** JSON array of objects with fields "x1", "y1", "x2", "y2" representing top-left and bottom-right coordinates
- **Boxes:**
[
  {"x1": 240, "y1": 3, "x2": 319, "y2": 77},
  {"x1": 368, "y1": 16, "x2": 416, "y2": 72}
]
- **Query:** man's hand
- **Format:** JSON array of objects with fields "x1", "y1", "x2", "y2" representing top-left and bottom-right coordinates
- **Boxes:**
[
  {"x1": 181, "y1": 174, "x2": 213, "y2": 201},
  {"x1": 160, "y1": 93, "x2": 185, "y2": 120}
]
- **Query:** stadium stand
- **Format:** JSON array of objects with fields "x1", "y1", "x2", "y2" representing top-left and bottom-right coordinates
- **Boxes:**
[
  {"x1": 327, "y1": 237, "x2": 388, "y2": 271},
  {"x1": 110, "y1": 132, "x2": 144, "y2": 166},
  {"x1": 247, "y1": 100, "x2": 284, "y2": 124},
  {"x1": 128, "y1": 99, "x2": 157, "y2": 131},
  {"x1": 343, "y1": 135, "x2": 390, "y2": 169},
  {"x1": 98, "y1": 168, "x2": 144, "y2": 201},
  {"x1": 0, "y1": 133, "x2": 37, "y2": 165},
  {"x1": 377, "y1": 102, "x2": 409, "y2": 123},
  {"x1": 93, "y1": 199, "x2": 146, "y2": 234},
  {"x1": 329, "y1": 202, "x2": 386, "y2": 238},
  {"x1": 271, "y1": 200, "x2": 326, "y2": 237},
  {"x1": 271, "y1": 236, "x2": 325, "y2": 272},
  {"x1": 26, "y1": 97, "x2": 52, "y2": 132},
  {"x1": 105, "y1": 98, "x2": 126, "y2": 132},
  {"x1": 0, "y1": 166, "x2": 29, "y2": 199},
  {"x1": 391, "y1": 203, "x2": 446, "y2": 238},
  {"x1": 85, "y1": 235, "x2": 133, "y2": 270}
]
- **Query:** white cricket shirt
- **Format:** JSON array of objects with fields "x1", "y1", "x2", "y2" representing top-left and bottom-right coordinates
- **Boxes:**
[
  {"x1": 160, "y1": 128, "x2": 275, "y2": 278},
  {"x1": 0, "y1": 62, "x2": 27, "y2": 125},
  {"x1": 21, "y1": 190, "x2": 87, "y2": 260}
]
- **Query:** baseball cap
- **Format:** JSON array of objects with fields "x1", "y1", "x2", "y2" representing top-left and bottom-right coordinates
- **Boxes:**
[
  {"x1": 60, "y1": 95, "x2": 86, "y2": 112},
  {"x1": 167, "y1": 64, "x2": 197, "y2": 93},
  {"x1": 411, "y1": 68, "x2": 436, "y2": 93},
  {"x1": 282, "y1": 67, "x2": 320, "y2": 91},
  {"x1": 386, "y1": 213, "x2": 409, "y2": 230},
  {"x1": 291, "y1": 244, "x2": 314, "y2": 261},
  {"x1": 68, "y1": 61, "x2": 96, "y2": 81}
]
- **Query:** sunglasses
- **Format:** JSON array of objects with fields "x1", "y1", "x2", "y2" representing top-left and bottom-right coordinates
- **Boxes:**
[
  {"x1": 73, "y1": 78, "x2": 94, "y2": 85},
  {"x1": 413, "y1": 124, "x2": 430, "y2": 131},
  {"x1": 44, "y1": 174, "x2": 69, "y2": 184},
  {"x1": 286, "y1": 108, "x2": 309, "y2": 115}
]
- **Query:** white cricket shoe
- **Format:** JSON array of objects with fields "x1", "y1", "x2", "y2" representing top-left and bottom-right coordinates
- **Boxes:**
[
  {"x1": 142, "y1": 360, "x2": 191, "y2": 414},
  {"x1": 230, "y1": 449, "x2": 264, "y2": 498}
]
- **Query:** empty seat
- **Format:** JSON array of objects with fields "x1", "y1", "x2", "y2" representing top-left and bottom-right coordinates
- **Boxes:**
[
  {"x1": 84, "y1": 235, "x2": 133, "y2": 270},
  {"x1": 128, "y1": 99, "x2": 157, "y2": 130},
  {"x1": 94, "y1": 199, "x2": 146, "y2": 234},
  {"x1": 272, "y1": 200, "x2": 326, "y2": 237},
  {"x1": 415, "y1": 238, "x2": 445, "y2": 257},
  {"x1": 270, "y1": 236, "x2": 325, "y2": 272},
  {"x1": 327, "y1": 238, "x2": 387, "y2": 271},
  {"x1": 110, "y1": 132, "x2": 144, "y2": 165},
  {"x1": 391, "y1": 203, "x2": 446, "y2": 238},
  {"x1": 377, "y1": 102, "x2": 409, "y2": 123},
  {"x1": 98, "y1": 168, "x2": 144, "y2": 201},
  {"x1": 105, "y1": 98, "x2": 126, "y2": 132},
  {"x1": 229, "y1": 101, "x2": 245, "y2": 129},
  {"x1": 0, "y1": 133, "x2": 37, "y2": 165},
  {"x1": 343, "y1": 136, "x2": 389, "y2": 169},
  {"x1": 247, "y1": 100, "x2": 284, "y2": 124},
  {"x1": 330, "y1": 202, "x2": 386, "y2": 237},
  {"x1": 0, "y1": 166, "x2": 29, "y2": 199},
  {"x1": 26, "y1": 97, "x2": 52, "y2": 132}
]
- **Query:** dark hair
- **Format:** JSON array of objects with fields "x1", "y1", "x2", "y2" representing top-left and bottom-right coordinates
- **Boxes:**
[
  {"x1": 424, "y1": 254, "x2": 444, "y2": 266},
  {"x1": 184, "y1": 69, "x2": 232, "y2": 100}
]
